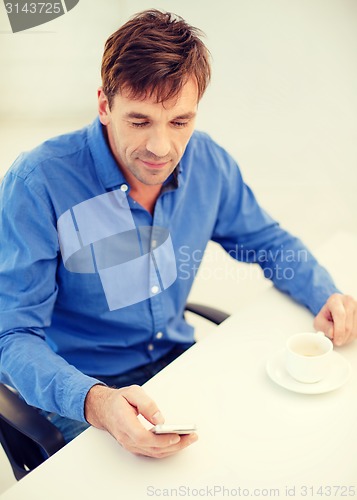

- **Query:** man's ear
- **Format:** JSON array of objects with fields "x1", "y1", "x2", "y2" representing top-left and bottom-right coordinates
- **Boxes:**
[{"x1": 98, "y1": 87, "x2": 110, "y2": 125}]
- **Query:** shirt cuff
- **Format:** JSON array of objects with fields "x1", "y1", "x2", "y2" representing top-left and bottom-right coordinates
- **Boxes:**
[{"x1": 62, "y1": 374, "x2": 106, "y2": 422}]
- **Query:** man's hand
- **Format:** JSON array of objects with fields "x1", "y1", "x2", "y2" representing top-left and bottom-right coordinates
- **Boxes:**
[
  {"x1": 313, "y1": 293, "x2": 357, "y2": 346},
  {"x1": 84, "y1": 384, "x2": 198, "y2": 458}
]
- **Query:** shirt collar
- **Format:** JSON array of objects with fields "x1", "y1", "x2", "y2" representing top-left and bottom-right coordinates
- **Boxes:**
[
  {"x1": 162, "y1": 164, "x2": 180, "y2": 192},
  {"x1": 87, "y1": 117, "x2": 128, "y2": 190}
]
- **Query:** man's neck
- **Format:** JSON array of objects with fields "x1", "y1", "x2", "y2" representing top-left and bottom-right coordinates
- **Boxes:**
[{"x1": 129, "y1": 183, "x2": 162, "y2": 215}]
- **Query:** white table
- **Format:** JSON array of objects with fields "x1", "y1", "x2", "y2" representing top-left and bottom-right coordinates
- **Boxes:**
[{"x1": 1, "y1": 232, "x2": 357, "y2": 500}]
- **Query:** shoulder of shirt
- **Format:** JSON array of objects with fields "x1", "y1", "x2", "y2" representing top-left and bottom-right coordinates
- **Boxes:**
[
  {"x1": 184, "y1": 129, "x2": 238, "y2": 176},
  {"x1": 8, "y1": 123, "x2": 90, "y2": 182},
  {"x1": 188, "y1": 129, "x2": 233, "y2": 157},
  {"x1": 189, "y1": 129, "x2": 218, "y2": 147}
]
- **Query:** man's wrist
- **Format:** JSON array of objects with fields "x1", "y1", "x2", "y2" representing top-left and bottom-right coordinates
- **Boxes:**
[{"x1": 84, "y1": 383, "x2": 113, "y2": 429}]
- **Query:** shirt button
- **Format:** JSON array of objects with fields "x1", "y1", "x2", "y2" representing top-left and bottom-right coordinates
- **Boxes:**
[
  {"x1": 151, "y1": 285, "x2": 159, "y2": 294},
  {"x1": 120, "y1": 184, "x2": 128, "y2": 192},
  {"x1": 151, "y1": 240, "x2": 157, "y2": 248},
  {"x1": 156, "y1": 331, "x2": 163, "y2": 339},
  {"x1": 148, "y1": 344, "x2": 154, "y2": 351}
]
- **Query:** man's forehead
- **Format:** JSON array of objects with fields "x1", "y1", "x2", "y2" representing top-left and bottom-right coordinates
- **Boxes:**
[{"x1": 116, "y1": 78, "x2": 198, "y2": 112}]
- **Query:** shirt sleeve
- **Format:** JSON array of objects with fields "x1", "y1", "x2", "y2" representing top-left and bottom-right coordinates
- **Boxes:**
[
  {"x1": 210, "y1": 144, "x2": 340, "y2": 316},
  {"x1": 0, "y1": 169, "x2": 100, "y2": 422}
]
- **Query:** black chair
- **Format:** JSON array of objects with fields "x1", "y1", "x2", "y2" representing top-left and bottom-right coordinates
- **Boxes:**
[
  {"x1": 184, "y1": 302, "x2": 230, "y2": 325},
  {"x1": 0, "y1": 302, "x2": 230, "y2": 480},
  {"x1": 0, "y1": 385, "x2": 66, "y2": 480}
]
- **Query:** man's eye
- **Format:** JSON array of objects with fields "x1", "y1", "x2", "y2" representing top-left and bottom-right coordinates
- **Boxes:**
[
  {"x1": 172, "y1": 121, "x2": 188, "y2": 128},
  {"x1": 131, "y1": 122, "x2": 149, "y2": 128}
]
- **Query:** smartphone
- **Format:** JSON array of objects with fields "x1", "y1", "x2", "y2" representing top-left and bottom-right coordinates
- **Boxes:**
[{"x1": 151, "y1": 424, "x2": 197, "y2": 435}]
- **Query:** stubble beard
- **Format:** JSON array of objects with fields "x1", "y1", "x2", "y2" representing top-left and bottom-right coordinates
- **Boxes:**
[{"x1": 129, "y1": 157, "x2": 177, "y2": 187}]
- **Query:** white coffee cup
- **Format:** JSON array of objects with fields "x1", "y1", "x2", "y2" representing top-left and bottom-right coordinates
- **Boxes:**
[{"x1": 285, "y1": 331, "x2": 333, "y2": 383}]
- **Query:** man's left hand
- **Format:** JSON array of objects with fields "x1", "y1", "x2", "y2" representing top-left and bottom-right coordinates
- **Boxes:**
[{"x1": 313, "y1": 293, "x2": 357, "y2": 346}]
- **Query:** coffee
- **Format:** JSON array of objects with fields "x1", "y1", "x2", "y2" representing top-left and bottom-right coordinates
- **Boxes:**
[
  {"x1": 293, "y1": 344, "x2": 328, "y2": 357},
  {"x1": 285, "y1": 332, "x2": 333, "y2": 383}
]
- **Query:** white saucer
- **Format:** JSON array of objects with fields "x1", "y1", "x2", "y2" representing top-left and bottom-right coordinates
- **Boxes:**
[{"x1": 266, "y1": 348, "x2": 352, "y2": 394}]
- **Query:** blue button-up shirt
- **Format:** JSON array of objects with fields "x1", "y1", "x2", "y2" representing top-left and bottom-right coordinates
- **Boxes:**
[{"x1": 0, "y1": 118, "x2": 338, "y2": 421}]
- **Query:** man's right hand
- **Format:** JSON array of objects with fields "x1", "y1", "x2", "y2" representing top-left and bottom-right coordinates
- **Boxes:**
[{"x1": 84, "y1": 384, "x2": 198, "y2": 458}]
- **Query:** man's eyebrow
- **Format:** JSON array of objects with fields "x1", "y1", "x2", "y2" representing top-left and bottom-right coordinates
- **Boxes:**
[
  {"x1": 125, "y1": 112, "x2": 150, "y2": 120},
  {"x1": 124, "y1": 111, "x2": 197, "y2": 120},
  {"x1": 173, "y1": 112, "x2": 196, "y2": 120}
]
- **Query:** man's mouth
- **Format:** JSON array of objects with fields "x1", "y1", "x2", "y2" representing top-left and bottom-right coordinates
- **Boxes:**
[{"x1": 139, "y1": 159, "x2": 170, "y2": 169}]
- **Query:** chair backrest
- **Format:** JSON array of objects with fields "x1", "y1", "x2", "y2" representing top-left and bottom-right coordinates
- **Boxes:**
[
  {"x1": 0, "y1": 384, "x2": 65, "y2": 480},
  {"x1": 0, "y1": 419, "x2": 46, "y2": 480}
]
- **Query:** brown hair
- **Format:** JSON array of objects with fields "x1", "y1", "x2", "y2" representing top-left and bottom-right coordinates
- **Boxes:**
[{"x1": 101, "y1": 9, "x2": 211, "y2": 108}]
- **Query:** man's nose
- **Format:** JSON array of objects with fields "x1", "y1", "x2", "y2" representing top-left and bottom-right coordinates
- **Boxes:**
[{"x1": 146, "y1": 128, "x2": 171, "y2": 158}]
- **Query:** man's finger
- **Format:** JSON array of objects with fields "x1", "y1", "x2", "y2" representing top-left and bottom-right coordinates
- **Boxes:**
[
  {"x1": 343, "y1": 295, "x2": 355, "y2": 342},
  {"x1": 313, "y1": 307, "x2": 333, "y2": 338},
  {"x1": 120, "y1": 385, "x2": 165, "y2": 425},
  {"x1": 129, "y1": 432, "x2": 198, "y2": 458},
  {"x1": 327, "y1": 296, "x2": 347, "y2": 346}
]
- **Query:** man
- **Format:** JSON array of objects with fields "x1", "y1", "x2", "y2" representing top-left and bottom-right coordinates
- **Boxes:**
[{"x1": 0, "y1": 9, "x2": 356, "y2": 459}]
